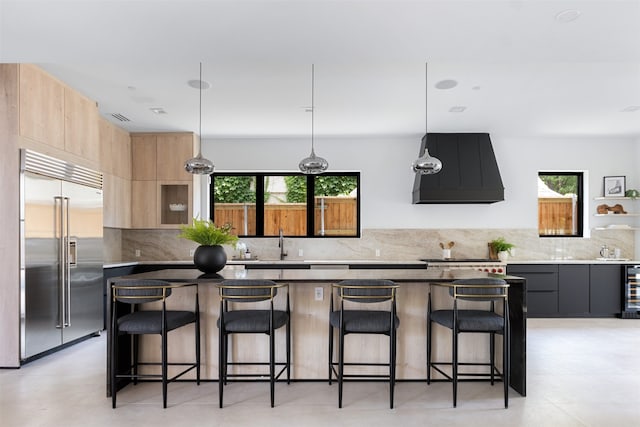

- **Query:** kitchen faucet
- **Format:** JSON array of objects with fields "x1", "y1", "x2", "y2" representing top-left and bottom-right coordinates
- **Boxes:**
[{"x1": 279, "y1": 228, "x2": 288, "y2": 260}]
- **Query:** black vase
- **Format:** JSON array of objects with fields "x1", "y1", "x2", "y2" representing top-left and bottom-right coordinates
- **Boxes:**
[{"x1": 193, "y1": 245, "x2": 227, "y2": 273}]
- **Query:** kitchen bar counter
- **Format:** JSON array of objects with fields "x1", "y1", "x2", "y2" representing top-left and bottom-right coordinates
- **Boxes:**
[{"x1": 107, "y1": 266, "x2": 526, "y2": 397}]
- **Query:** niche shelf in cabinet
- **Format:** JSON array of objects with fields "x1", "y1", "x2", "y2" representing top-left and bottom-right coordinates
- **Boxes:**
[{"x1": 159, "y1": 182, "x2": 191, "y2": 227}]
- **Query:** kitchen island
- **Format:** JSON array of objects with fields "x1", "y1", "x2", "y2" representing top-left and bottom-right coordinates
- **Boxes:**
[{"x1": 107, "y1": 266, "x2": 526, "y2": 396}]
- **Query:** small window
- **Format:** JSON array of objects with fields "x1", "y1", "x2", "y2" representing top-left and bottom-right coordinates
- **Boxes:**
[
  {"x1": 538, "y1": 172, "x2": 583, "y2": 237},
  {"x1": 211, "y1": 172, "x2": 360, "y2": 238}
]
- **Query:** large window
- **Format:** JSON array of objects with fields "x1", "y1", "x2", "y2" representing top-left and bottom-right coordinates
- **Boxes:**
[
  {"x1": 538, "y1": 172, "x2": 584, "y2": 237},
  {"x1": 211, "y1": 172, "x2": 360, "y2": 237}
]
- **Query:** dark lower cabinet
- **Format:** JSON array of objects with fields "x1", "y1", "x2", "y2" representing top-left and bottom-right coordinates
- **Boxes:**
[
  {"x1": 508, "y1": 263, "x2": 623, "y2": 318},
  {"x1": 507, "y1": 264, "x2": 558, "y2": 317},
  {"x1": 590, "y1": 264, "x2": 622, "y2": 316},
  {"x1": 558, "y1": 265, "x2": 590, "y2": 315}
]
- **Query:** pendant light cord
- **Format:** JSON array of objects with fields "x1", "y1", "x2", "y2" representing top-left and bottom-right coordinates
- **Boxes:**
[
  {"x1": 311, "y1": 63, "x2": 315, "y2": 155},
  {"x1": 198, "y1": 62, "x2": 202, "y2": 157},
  {"x1": 425, "y1": 62, "x2": 428, "y2": 137}
]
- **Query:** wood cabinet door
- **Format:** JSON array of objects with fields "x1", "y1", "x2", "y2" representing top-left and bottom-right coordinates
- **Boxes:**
[
  {"x1": 156, "y1": 133, "x2": 194, "y2": 181},
  {"x1": 18, "y1": 64, "x2": 65, "y2": 149},
  {"x1": 103, "y1": 174, "x2": 132, "y2": 228},
  {"x1": 64, "y1": 87, "x2": 100, "y2": 162},
  {"x1": 113, "y1": 126, "x2": 131, "y2": 180},
  {"x1": 131, "y1": 180, "x2": 157, "y2": 228},
  {"x1": 131, "y1": 135, "x2": 157, "y2": 180}
]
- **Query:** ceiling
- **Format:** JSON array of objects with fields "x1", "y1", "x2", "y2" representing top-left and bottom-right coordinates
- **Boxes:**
[{"x1": 1, "y1": 0, "x2": 640, "y2": 140}]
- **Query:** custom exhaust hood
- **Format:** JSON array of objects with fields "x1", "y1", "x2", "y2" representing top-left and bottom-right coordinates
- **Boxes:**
[{"x1": 412, "y1": 133, "x2": 504, "y2": 204}]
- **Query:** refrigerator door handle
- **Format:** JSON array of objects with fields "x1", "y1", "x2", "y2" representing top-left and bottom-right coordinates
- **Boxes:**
[
  {"x1": 54, "y1": 196, "x2": 65, "y2": 329},
  {"x1": 63, "y1": 196, "x2": 71, "y2": 327}
]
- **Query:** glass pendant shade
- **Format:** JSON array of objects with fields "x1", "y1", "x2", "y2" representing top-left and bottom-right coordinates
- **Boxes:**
[
  {"x1": 299, "y1": 64, "x2": 329, "y2": 175},
  {"x1": 185, "y1": 62, "x2": 215, "y2": 175},
  {"x1": 412, "y1": 149, "x2": 442, "y2": 175},
  {"x1": 299, "y1": 149, "x2": 329, "y2": 174},
  {"x1": 184, "y1": 153, "x2": 214, "y2": 174},
  {"x1": 412, "y1": 62, "x2": 442, "y2": 175}
]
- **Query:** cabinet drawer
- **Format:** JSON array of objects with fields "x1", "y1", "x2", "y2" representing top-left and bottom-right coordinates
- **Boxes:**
[{"x1": 508, "y1": 264, "x2": 558, "y2": 291}]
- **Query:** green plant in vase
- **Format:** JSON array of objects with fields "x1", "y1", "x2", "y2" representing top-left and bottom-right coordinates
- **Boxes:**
[
  {"x1": 179, "y1": 218, "x2": 238, "y2": 273},
  {"x1": 489, "y1": 237, "x2": 515, "y2": 261}
]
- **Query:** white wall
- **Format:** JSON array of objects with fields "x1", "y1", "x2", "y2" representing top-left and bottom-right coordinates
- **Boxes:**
[{"x1": 202, "y1": 134, "x2": 639, "y2": 230}]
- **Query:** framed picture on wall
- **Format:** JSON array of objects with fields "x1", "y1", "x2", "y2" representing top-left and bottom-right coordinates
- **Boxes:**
[{"x1": 604, "y1": 176, "x2": 626, "y2": 197}]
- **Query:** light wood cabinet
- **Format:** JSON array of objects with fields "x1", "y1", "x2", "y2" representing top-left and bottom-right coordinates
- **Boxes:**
[
  {"x1": 103, "y1": 174, "x2": 132, "y2": 228},
  {"x1": 156, "y1": 133, "x2": 194, "y2": 181},
  {"x1": 100, "y1": 118, "x2": 132, "y2": 228},
  {"x1": 18, "y1": 64, "x2": 65, "y2": 150},
  {"x1": 130, "y1": 132, "x2": 195, "y2": 228},
  {"x1": 131, "y1": 180, "x2": 158, "y2": 228},
  {"x1": 64, "y1": 87, "x2": 100, "y2": 162},
  {"x1": 99, "y1": 118, "x2": 131, "y2": 180},
  {"x1": 131, "y1": 134, "x2": 157, "y2": 180}
]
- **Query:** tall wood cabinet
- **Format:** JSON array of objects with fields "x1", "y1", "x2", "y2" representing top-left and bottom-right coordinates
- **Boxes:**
[
  {"x1": 99, "y1": 118, "x2": 131, "y2": 228},
  {"x1": 130, "y1": 132, "x2": 195, "y2": 228}
]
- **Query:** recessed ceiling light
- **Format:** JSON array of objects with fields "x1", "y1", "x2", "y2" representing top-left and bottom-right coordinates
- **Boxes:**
[
  {"x1": 188, "y1": 79, "x2": 211, "y2": 90},
  {"x1": 435, "y1": 79, "x2": 458, "y2": 90},
  {"x1": 149, "y1": 107, "x2": 167, "y2": 115},
  {"x1": 621, "y1": 106, "x2": 640, "y2": 112},
  {"x1": 449, "y1": 106, "x2": 466, "y2": 113},
  {"x1": 555, "y1": 9, "x2": 581, "y2": 23}
]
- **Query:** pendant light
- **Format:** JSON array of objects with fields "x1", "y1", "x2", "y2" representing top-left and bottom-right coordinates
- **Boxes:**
[
  {"x1": 184, "y1": 62, "x2": 215, "y2": 175},
  {"x1": 412, "y1": 62, "x2": 442, "y2": 175},
  {"x1": 298, "y1": 64, "x2": 329, "y2": 174}
]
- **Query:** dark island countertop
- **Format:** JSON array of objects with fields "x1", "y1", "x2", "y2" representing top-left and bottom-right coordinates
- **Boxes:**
[{"x1": 110, "y1": 265, "x2": 523, "y2": 283}]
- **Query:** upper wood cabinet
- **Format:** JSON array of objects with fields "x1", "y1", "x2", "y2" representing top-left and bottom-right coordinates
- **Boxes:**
[
  {"x1": 156, "y1": 133, "x2": 194, "y2": 181},
  {"x1": 100, "y1": 118, "x2": 131, "y2": 180},
  {"x1": 130, "y1": 132, "x2": 195, "y2": 228},
  {"x1": 131, "y1": 134, "x2": 158, "y2": 180},
  {"x1": 18, "y1": 64, "x2": 65, "y2": 150},
  {"x1": 64, "y1": 88, "x2": 100, "y2": 163},
  {"x1": 18, "y1": 64, "x2": 101, "y2": 166},
  {"x1": 131, "y1": 132, "x2": 194, "y2": 181}
]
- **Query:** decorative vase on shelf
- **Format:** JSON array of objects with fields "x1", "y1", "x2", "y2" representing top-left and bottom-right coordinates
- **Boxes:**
[
  {"x1": 193, "y1": 245, "x2": 227, "y2": 273},
  {"x1": 498, "y1": 251, "x2": 509, "y2": 262}
]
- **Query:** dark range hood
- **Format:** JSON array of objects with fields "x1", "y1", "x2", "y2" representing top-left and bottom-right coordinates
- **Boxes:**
[{"x1": 412, "y1": 133, "x2": 504, "y2": 204}]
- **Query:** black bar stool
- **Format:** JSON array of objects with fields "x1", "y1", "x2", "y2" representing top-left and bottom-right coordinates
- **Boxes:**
[
  {"x1": 216, "y1": 279, "x2": 291, "y2": 408},
  {"x1": 427, "y1": 278, "x2": 509, "y2": 408},
  {"x1": 110, "y1": 279, "x2": 200, "y2": 408},
  {"x1": 328, "y1": 279, "x2": 400, "y2": 408}
]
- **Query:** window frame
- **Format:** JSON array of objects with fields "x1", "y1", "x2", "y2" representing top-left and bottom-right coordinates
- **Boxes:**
[
  {"x1": 210, "y1": 171, "x2": 361, "y2": 238},
  {"x1": 538, "y1": 171, "x2": 584, "y2": 238}
]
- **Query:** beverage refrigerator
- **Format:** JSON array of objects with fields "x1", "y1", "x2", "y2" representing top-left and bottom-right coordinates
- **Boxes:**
[
  {"x1": 623, "y1": 265, "x2": 640, "y2": 318},
  {"x1": 20, "y1": 149, "x2": 104, "y2": 361}
]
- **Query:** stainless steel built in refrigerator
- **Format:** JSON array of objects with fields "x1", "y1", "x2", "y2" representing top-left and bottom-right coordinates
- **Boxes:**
[{"x1": 20, "y1": 149, "x2": 104, "y2": 361}]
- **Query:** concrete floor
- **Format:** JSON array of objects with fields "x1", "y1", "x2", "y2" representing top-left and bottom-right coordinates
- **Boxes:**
[{"x1": 1, "y1": 318, "x2": 639, "y2": 427}]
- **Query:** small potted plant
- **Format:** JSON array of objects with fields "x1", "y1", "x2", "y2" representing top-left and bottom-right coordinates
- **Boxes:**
[
  {"x1": 489, "y1": 237, "x2": 515, "y2": 262},
  {"x1": 178, "y1": 218, "x2": 238, "y2": 273}
]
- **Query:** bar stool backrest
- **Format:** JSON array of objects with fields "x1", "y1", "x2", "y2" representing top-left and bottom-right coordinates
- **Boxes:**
[
  {"x1": 112, "y1": 279, "x2": 173, "y2": 304},
  {"x1": 335, "y1": 279, "x2": 397, "y2": 303},
  {"x1": 450, "y1": 278, "x2": 508, "y2": 302},
  {"x1": 218, "y1": 279, "x2": 280, "y2": 303}
]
